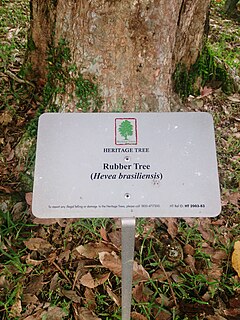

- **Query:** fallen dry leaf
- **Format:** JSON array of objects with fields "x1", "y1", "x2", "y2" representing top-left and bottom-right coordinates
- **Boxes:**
[
  {"x1": 160, "y1": 218, "x2": 178, "y2": 238},
  {"x1": 25, "y1": 192, "x2": 32, "y2": 206},
  {"x1": 75, "y1": 242, "x2": 114, "y2": 259},
  {"x1": 211, "y1": 249, "x2": 228, "y2": 264},
  {"x1": 106, "y1": 285, "x2": 121, "y2": 306},
  {"x1": 202, "y1": 292, "x2": 211, "y2": 302},
  {"x1": 132, "y1": 261, "x2": 150, "y2": 282},
  {"x1": 32, "y1": 217, "x2": 61, "y2": 225},
  {"x1": 11, "y1": 202, "x2": 25, "y2": 221},
  {"x1": 84, "y1": 288, "x2": 97, "y2": 310},
  {"x1": 197, "y1": 219, "x2": 215, "y2": 243},
  {"x1": 9, "y1": 289, "x2": 22, "y2": 318},
  {"x1": 99, "y1": 251, "x2": 149, "y2": 282},
  {"x1": 227, "y1": 94, "x2": 240, "y2": 103},
  {"x1": 80, "y1": 272, "x2": 96, "y2": 289},
  {"x1": 201, "y1": 242, "x2": 215, "y2": 255},
  {"x1": 184, "y1": 255, "x2": 196, "y2": 272},
  {"x1": 207, "y1": 262, "x2": 223, "y2": 281},
  {"x1": 200, "y1": 86, "x2": 213, "y2": 98},
  {"x1": 0, "y1": 110, "x2": 13, "y2": 125},
  {"x1": 155, "y1": 310, "x2": 172, "y2": 320},
  {"x1": 62, "y1": 289, "x2": 81, "y2": 303},
  {"x1": 7, "y1": 148, "x2": 14, "y2": 161},
  {"x1": 50, "y1": 272, "x2": 59, "y2": 291},
  {"x1": 0, "y1": 185, "x2": 14, "y2": 193},
  {"x1": 184, "y1": 244, "x2": 195, "y2": 256},
  {"x1": 183, "y1": 218, "x2": 197, "y2": 228},
  {"x1": 22, "y1": 293, "x2": 39, "y2": 305},
  {"x1": 100, "y1": 227, "x2": 108, "y2": 241},
  {"x1": 224, "y1": 308, "x2": 240, "y2": 317},
  {"x1": 108, "y1": 230, "x2": 122, "y2": 248},
  {"x1": 167, "y1": 218, "x2": 178, "y2": 238},
  {"x1": 24, "y1": 310, "x2": 46, "y2": 320},
  {"x1": 80, "y1": 272, "x2": 110, "y2": 289},
  {"x1": 99, "y1": 252, "x2": 122, "y2": 277},
  {"x1": 155, "y1": 293, "x2": 172, "y2": 307},
  {"x1": 73, "y1": 306, "x2": 101, "y2": 320},
  {"x1": 133, "y1": 283, "x2": 146, "y2": 303},
  {"x1": 24, "y1": 238, "x2": 53, "y2": 255},
  {"x1": 80, "y1": 272, "x2": 98, "y2": 289},
  {"x1": 131, "y1": 312, "x2": 148, "y2": 320},
  {"x1": 57, "y1": 249, "x2": 70, "y2": 264},
  {"x1": 0, "y1": 275, "x2": 9, "y2": 289},
  {"x1": 179, "y1": 301, "x2": 214, "y2": 315},
  {"x1": 25, "y1": 254, "x2": 44, "y2": 266},
  {"x1": 24, "y1": 274, "x2": 44, "y2": 295},
  {"x1": 229, "y1": 294, "x2": 240, "y2": 308},
  {"x1": 152, "y1": 269, "x2": 173, "y2": 282},
  {"x1": 224, "y1": 191, "x2": 240, "y2": 207},
  {"x1": 44, "y1": 306, "x2": 67, "y2": 320},
  {"x1": 232, "y1": 240, "x2": 240, "y2": 277}
]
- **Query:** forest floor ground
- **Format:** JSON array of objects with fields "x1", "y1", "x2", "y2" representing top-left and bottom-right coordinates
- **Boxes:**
[{"x1": 0, "y1": 1, "x2": 240, "y2": 319}]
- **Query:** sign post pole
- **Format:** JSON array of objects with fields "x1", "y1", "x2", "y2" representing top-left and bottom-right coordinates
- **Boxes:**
[{"x1": 121, "y1": 217, "x2": 136, "y2": 320}]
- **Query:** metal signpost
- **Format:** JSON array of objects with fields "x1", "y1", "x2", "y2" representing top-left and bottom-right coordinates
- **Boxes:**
[{"x1": 33, "y1": 113, "x2": 221, "y2": 320}]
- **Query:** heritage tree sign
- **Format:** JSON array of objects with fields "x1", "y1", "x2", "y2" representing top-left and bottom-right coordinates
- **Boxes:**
[
  {"x1": 33, "y1": 113, "x2": 221, "y2": 218},
  {"x1": 32, "y1": 113, "x2": 221, "y2": 320}
]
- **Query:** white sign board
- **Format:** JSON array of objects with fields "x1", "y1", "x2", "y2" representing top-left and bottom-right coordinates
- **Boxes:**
[{"x1": 32, "y1": 113, "x2": 221, "y2": 218}]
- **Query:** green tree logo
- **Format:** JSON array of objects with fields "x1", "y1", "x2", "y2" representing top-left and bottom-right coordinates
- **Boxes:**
[{"x1": 118, "y1": 120, "x2": 133, "y2": 140}]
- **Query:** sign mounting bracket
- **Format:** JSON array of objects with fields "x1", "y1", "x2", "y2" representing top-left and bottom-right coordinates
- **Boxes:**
[{"x1": 121, "y1": 217, "x2": 136, "y2": 320}]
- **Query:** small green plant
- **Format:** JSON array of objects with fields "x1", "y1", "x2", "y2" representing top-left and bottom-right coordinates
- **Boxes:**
[
  {"x1": 94, "y1": 291, "x2": 121, "y2": 318},
  {"x1": 178, "y1": 220, "x2": 203, "y2": 245},
  {"x1": 72, "y1": 218, "x2": 110, "y2": 241},
  {"x1": 75, "y1": 74, "x2": 102, "y2": 112},
  {"x1": 0, "y1": 282, "x2": 23, "y2": 319},
  {"x1": 26, "y1": 38, "x2": 103, "y2": 138},
  {"x1": 173, "y1": 273, "x2": 218, "y2": 303},
  {"x1": 43, "y1": 38, "x2": 102, "y2": 113},
  {"x1": 0, "y1": 210, "x2": 34, "y2": 243},
  {"x1": 25, "y1": 38, "x2": 71, "y2": 138},
  {"x1": 173, "y1": 44, "x2": 235, "y2": 98},
  {"x1": 43, "y1": 38, "x2": 71, "y2": 107},
  {"x1": 0, "y1": 0, "x2": 29, "y2": 71}
]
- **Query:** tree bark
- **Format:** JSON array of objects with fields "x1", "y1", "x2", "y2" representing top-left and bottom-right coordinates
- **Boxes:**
[{"x1": 28, "y1": 0, "x2": 210, "y2": 112}]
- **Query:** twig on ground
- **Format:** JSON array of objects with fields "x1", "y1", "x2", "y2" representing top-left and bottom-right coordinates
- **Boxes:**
[
  {"x1": 160, "y1": 262, "x2": 178, "y2": 307},
  {"x1": 1, "y1": 70, "x2": 35, "y2": 88},
  {"x1": 52, "y1": 261, "x2": 72, "y2": 285}
]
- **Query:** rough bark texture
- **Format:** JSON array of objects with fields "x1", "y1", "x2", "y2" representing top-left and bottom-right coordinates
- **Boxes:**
[{"x1": 28, "y1": 0, "x2": 210, "y2": 112}]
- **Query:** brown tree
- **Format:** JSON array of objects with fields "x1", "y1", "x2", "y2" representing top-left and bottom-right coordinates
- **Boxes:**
[{"x1": 28, "y1": 0, "x2": 210, "y2": 112}]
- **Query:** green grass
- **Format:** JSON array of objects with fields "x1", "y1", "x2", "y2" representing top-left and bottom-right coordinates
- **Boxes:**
[
  {"x1": 72, "y1": 218, "x2": 111, "y2": 241},
  {"x1": 0, "y1": 0, "x2": 29, "y2": 71},
  {"x1": 173, "y1": 1, "x2": 240, "y2": 98},
  {"x1": 0, "y1": 209, "x2": 32, "y2": 319},
  {"x1": 209, "y1": 1, "x2": 240, "y2": 72},
  {"x1": 214, "y1": 107, "x2": 240, "y2": 192}
]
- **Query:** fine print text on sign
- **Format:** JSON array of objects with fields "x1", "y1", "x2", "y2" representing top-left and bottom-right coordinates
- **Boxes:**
[{"x1": 32, "y1": 113, "x2": 221, "y2": 219}]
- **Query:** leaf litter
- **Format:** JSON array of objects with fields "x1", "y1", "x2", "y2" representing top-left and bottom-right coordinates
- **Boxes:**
[{"x1": 232, "y1": 241, "x2": 240, "y2": 277}]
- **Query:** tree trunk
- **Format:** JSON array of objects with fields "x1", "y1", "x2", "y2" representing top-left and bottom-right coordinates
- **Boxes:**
[{"x1": 28, "y1": 0, "x2": 210, "y2": 112}]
